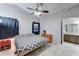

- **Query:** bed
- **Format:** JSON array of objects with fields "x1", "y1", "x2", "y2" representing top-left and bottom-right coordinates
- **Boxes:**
[
  {"x1": 15, "y1": 34, "x2": 48, "y2": 56},
  {"x1": 0, "y1": 16, "x2": 48, "y2": 56}
]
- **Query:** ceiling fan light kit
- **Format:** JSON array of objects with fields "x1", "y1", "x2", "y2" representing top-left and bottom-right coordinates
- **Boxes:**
[{"x1": 34, "y1": 12, "x2": 41, "y2": 15}]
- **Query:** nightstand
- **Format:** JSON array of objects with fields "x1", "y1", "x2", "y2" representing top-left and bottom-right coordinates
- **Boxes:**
[{"x1": 42, "y1": 34, "x2": 52, "y2": 43}]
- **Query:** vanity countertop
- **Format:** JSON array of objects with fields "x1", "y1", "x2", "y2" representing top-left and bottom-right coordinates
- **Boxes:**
[{"x1": 64, "y1": 32, "x2": 79, "y2": 36}]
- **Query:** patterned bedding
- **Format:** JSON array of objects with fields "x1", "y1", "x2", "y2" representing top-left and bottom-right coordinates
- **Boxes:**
[{"x1": 15, "y1": 34, "x2": 47, "y2": 50}]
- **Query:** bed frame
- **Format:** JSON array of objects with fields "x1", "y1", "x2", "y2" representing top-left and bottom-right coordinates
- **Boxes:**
[{"x1": 15, "y1": 44, "x2": 46, "y2": 56}]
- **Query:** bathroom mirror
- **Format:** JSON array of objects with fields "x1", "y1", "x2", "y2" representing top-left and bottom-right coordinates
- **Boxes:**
[{"x1": 64, "y1": 24, "x2": 78, "y2": 33}]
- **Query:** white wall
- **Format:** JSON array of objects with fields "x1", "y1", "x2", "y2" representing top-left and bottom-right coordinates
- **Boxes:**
[
  {"x1": 1, "y1": 3, "x2": 79, "y2": 45},
  {"x1": 63, "y1": 18, "x2": 79, "y2": 24},
  {"x1": 40, "y1": 15, "x2": 62, "y2": 44},
  {"x1": 40, "y1": 5, "x2": 79, "y2": 44},
  {"x1": 0, "y1": 4, "x2": 38, "y2": 34}
]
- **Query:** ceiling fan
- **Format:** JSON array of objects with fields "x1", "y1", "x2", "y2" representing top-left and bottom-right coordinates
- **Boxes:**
[{"x1": 26, "y1": 3, "x2": 49, "y2": 16}]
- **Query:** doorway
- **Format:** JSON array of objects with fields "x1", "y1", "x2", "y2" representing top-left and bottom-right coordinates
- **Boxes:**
[{"x1": 61, "y1": 18, "x2": 79, "y2": 44}]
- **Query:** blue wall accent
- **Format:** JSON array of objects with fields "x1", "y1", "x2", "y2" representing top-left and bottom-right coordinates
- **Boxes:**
[{"x1": 0, "y1": 16, "x2": 19, "y2": 39}]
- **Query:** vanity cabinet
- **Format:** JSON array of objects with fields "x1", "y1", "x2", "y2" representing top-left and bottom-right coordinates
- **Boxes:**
[
  {"x1": 64, "y1": 34, "x2": 70, "y2": 42},
  {"x1": 64, "y1": 34, "x2": 79, "y2": 44},
  {"x1": 69, "y1": 35, "x2": 77, "y2": 43},
  {"x1": 76, "y1": 36, "x2": 79, "y2": 44}
]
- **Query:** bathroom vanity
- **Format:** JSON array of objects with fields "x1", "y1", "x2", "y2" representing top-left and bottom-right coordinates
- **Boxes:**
[
  {"x1": 64, "y1": 33, "x2": 79, "y2": 44},
  {"x1": 63, "y1": 18, "x2": 79, "y2": 44}
]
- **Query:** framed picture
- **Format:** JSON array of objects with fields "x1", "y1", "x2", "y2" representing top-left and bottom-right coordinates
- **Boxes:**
[{"x1": 32, "y1": 22, "x2": 40, "y2": 35}]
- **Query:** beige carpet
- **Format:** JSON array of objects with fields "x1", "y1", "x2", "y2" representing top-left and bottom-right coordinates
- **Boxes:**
[
  {"x1": 39, "y1": 42, "x2": 79, "y2": 56},
  {"x1": 0, "y1": 42, "x2": 79, "y2": 56}
]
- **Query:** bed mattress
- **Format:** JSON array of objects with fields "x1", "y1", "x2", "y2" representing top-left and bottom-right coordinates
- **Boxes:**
[{"x1": 15, "y1": 34, "x2": 47, "y2": 50}]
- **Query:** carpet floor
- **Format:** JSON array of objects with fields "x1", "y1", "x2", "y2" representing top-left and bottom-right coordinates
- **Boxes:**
[{"x1": 0, "y1": 42, "x2": 79, "y2": 56}]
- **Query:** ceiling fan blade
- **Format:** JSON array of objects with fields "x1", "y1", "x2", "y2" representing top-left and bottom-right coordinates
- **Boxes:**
[
  {"x1": 26, "y1": 7, "x2": 35, "y2": 10},
  {"x1": 30, "y1": 12, "x2": 35, "y2": 15},
  {"x1": 42, "y1": 10, "x2": 49, "y2": 13}
]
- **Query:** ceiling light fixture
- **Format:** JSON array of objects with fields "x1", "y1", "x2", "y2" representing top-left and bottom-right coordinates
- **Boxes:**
[{"x1": 34, "y1": 12, "x2": 41, "y2": 16}]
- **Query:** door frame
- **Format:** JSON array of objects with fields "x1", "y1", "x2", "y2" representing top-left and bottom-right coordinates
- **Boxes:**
[{"x1": 61, "y1": 20, "x2": 64, "y2": 44}]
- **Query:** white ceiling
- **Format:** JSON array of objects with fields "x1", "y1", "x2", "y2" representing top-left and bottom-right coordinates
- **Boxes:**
[{"x1": 13, "y1": 3, "x2": 78, "y2": 17}]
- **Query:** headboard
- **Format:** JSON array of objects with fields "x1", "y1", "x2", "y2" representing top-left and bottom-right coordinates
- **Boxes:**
[{"x1": 0, "y1": 16, "x2": 19, "y2": 39}]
